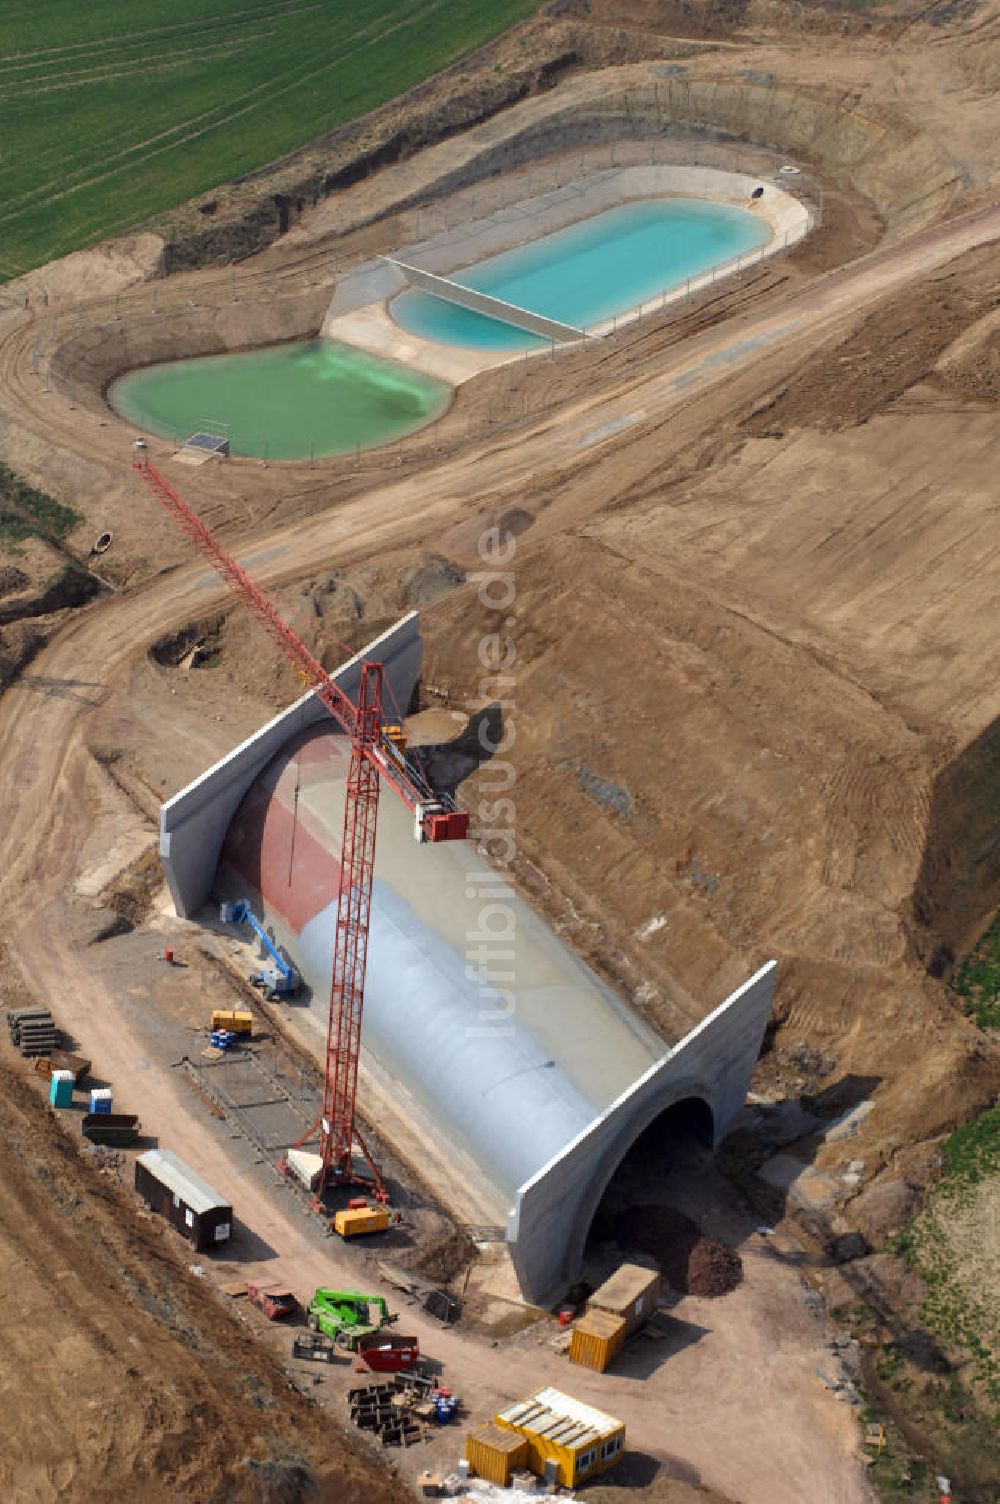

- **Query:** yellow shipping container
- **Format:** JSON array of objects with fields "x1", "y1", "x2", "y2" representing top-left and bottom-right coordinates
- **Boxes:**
[
  {"x1": 569, "y1": 1309, "x2": 626, "y2": 1372},
  {"x1": 588, "y1": 1261, "x2": 661, "y2": 1336},
  {"x1": 494, "y1": 1387, "x2": 625, "y2": 1488},
  {"x1": 211, "y1": 1009, "x2": 253, "y2": 1036},
  {"x1": 333, "y1": 1204, "x2": 390, "y2": 1238},
  {"x1": 466, "y1": 1424, "x2": 529, "y2": 1486}
]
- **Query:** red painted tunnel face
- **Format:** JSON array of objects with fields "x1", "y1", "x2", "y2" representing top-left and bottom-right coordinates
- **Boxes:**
[{"x1": 220, "y1": 726, "x2": 345, "y2": 935}]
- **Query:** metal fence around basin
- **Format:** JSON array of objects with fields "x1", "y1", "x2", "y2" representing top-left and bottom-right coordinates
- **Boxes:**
[{"x1": 15, "y1": 120, "x2": 823, "y2": 469}]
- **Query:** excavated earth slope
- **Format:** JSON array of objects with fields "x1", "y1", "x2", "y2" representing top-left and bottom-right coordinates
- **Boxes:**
[{"x1": 0, "y1": 1048, "x2": 409, "y2": 1504}]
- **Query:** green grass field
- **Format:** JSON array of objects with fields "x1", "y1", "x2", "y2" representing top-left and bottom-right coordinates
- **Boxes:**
[
  {"x1": 0, "y1": 0, "x2": 540, "y2": 281},
  {"x1": 951, "y1": 908, "x2": 1000, "y2": 1030}
]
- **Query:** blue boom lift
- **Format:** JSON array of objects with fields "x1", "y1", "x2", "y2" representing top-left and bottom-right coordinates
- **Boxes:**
[{"x1": 220, "y1": 900, "x2": 300, "y2": 999}]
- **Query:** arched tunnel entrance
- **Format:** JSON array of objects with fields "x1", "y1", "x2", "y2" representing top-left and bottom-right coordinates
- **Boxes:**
[
  {"x1": 588, "y1": 1097, "x2": 715, "y2": 1245},
  {"x1": 582, "y1": 1097, "x2": 745, "y2": 1300}
]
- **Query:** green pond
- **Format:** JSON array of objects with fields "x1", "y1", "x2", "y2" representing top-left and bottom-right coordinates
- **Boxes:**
[{"x1": 110, "y1": 339, "x2": 450, "y2": 460}]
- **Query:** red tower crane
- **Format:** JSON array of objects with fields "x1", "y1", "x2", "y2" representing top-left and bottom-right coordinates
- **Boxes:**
[{"x1": 132, "y1": 445, "x2": 468, "y2": 1203}]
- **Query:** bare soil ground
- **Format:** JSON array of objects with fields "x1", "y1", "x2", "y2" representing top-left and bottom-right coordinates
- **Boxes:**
[
  {"x1": 0, "y1": 1036, "x2": 411, "y2": 1504},
  {"x1": 3, "y1": 0, "x2": 1000, "y2": 1499},
  {"x1": 0, "y1": 880, "x2": 869, "y2": 1504}
]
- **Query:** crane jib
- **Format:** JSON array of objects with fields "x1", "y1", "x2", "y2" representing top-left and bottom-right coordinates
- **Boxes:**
[{"x1": 131, "y1": 443, "x2": 468, "y2": 1207}]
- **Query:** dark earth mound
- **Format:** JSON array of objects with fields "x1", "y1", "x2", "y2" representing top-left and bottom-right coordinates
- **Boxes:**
[{"x1": 615, "y1": 1206, "x2": 744, "y2": 1297}]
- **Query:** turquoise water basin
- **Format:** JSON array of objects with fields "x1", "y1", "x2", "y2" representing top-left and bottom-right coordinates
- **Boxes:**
[{"x1": 391, "y1": 198, "x2": 771, "y2": 350}]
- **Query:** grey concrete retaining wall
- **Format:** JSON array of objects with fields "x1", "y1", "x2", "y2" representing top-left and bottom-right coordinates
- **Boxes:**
[
  {"x1": 426, "y1": 75, "x2": 957, "y2": 236},
  {"x1": 160, "y1": 612, "x2": 423, "y2": 917},
  {"x1": 508, "y1": 960, "x2": 776, "y2": 1303}
]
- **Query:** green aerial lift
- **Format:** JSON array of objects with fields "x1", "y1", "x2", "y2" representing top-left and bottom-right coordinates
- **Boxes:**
[{"x1": 306, "y1": 1289, "x2": 396, "y2": 1349}]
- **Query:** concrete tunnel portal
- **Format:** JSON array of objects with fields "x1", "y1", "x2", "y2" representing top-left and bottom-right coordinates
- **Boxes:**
[{"x1": 159, "y1": 614, "x2": 775, "y2": 1303}]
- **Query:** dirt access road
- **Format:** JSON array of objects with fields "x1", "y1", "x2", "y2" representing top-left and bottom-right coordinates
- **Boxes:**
[{"x1": 3, "y1": 199, "x2": 998, "y2": 1503}]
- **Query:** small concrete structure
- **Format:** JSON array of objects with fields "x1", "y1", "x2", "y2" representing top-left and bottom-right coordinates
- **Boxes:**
[
  {"x1": 382, "y1": 256, "x2": 583, "y2": 342},
  {"x1": 159, "y1": 614, "x2": 775, "y2": 1304}
]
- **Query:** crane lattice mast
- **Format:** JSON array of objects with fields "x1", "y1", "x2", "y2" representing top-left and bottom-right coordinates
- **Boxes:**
[{"x1": 132, "y1": 445, "x2": 467, "y2": 1202}]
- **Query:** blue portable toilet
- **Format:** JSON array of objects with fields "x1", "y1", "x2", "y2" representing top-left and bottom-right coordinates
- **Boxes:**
[
  {"x1": 49, "y1": 1070, "x2": 74, "y2": 1109},
  {"x1": 90, "y1": 1087, "x2": 113, "y2": 1114}
]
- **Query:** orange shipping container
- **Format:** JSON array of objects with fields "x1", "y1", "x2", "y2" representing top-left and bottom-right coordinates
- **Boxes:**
[
  {"x1": 466, "y1": 1424, "x2": 529, "y2": 1486},
  {"x1": 569, "y1": 1309, "x2": 626, "y2": 1372}
]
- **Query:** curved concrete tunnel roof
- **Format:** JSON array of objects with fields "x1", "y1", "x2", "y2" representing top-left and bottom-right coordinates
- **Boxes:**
[
  {"x1": 219, "y1": 723, "x2": 667, "y2": 1202},
  {"x1": 160, "y1": 613, "x2": 775, "y2": 1302}
]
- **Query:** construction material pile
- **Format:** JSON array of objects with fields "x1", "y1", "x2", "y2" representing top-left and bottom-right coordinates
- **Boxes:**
[
  {"x1": 82, "y1": 1145, "x2": 125, "y2": 1176},
  {"x1": 348, "y1": 1371, "x2": 437, "y2": 1448},
  {"x1": 686, "y1": 1238, "x2": 744, "y2": 1298},
  {"x1": 7, "y1": 1006, "x2": 58, "y2": 1057},
  {"x1": 292, "y1": 1333, "x2": 338, "y2": 1364},
  {"x1": 614, "y1": 1206, "x2": 743, "y2": 1298}
]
